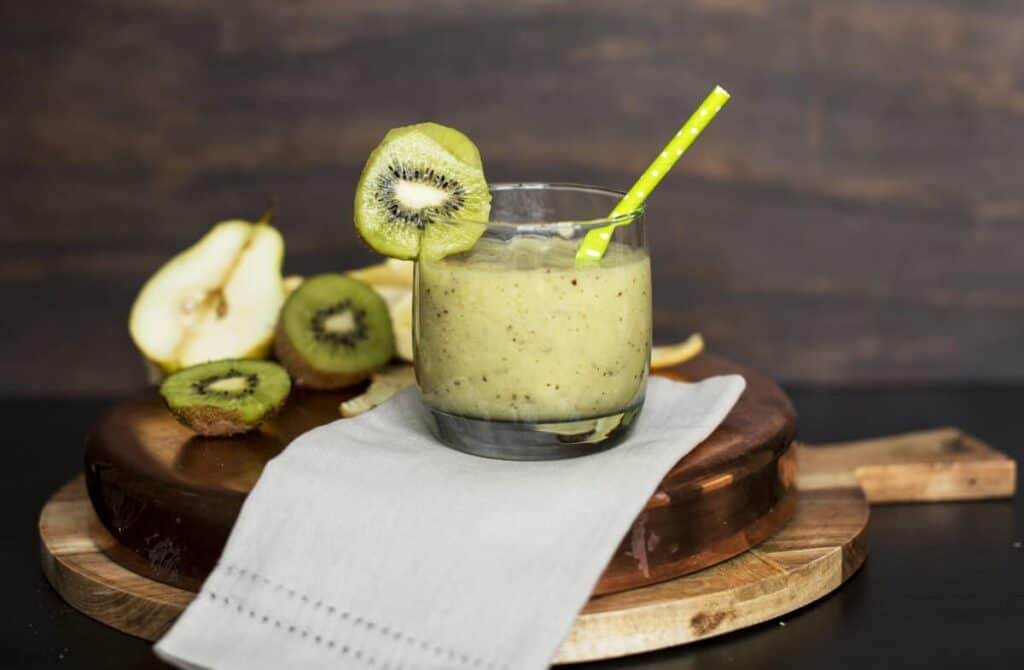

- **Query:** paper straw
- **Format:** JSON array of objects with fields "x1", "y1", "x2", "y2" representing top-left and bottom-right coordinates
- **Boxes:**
[{"x1": 575, "y1": 85, "x2": 731, "y2": 264}]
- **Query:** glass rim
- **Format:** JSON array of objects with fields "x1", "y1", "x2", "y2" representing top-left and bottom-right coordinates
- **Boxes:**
[{"x1": 431, "y1": 181, "x2": 645, "y2": 230}]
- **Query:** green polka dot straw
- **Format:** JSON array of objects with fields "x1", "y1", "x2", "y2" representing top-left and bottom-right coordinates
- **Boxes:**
[{"x1": 575, "y1": 85, "x2": 731, "y2": 264}]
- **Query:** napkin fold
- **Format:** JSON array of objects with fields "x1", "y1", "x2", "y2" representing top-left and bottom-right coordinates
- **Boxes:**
[{"x1": 156, "y1": 374, "x2": 745, "y2": 670}]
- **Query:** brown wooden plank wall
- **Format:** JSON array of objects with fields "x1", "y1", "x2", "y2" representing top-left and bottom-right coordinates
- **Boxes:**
[{"x1": 1, "y1": 1, "x2": 1022, "y2": 393}]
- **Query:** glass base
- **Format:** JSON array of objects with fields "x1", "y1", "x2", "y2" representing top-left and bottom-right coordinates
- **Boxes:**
[{"x1": 426, "y1": 402, "x2": 644, "y2": 461}]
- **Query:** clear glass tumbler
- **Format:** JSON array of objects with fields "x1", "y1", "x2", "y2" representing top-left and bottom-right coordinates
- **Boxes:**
[{"x1": 414, "y1": 183, "x2": 651, "y2": 460}]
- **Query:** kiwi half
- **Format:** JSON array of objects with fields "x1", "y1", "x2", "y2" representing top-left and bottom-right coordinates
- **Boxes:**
[
  {"x1": 354, "y1": 122, "x2": 490, "y2": 260},
  {"x1": 159, "y1": 359, "x2": 291, "y2": 436},
  {"x1": 274, "y1": 274, "x2": 394, "y2": 389}
]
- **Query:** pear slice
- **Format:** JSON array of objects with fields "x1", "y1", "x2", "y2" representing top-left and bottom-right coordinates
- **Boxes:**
[
  {"x1": 283, "y1": 275, "x2": 304, "y2": 296},
  {"x1": 388, "y1": 289, "x2": 414, "y2": 362},
  {"x1": 371, "y1": 285, "x2": 411, "y2": 312},
  {"x1": 347, "y1": 258, "x2": 414, "y2": 288},
  {"x1": 356, "y1": 285, "x2": 414, "y2": 363},
  {"x1": 339, "y1": 364, "x2": 416, "y2": 417},
  {"x1": 651, "y1": 333, "x2": 704, "y2": 370},
  {"x1": 129, "y1": 220, "x2": 285, "y2": 373}
]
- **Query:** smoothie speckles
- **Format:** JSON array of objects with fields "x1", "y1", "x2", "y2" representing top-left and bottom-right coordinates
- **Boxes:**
[{"x1": 415, "y1": 236, "x2": 652, "y2": 422}]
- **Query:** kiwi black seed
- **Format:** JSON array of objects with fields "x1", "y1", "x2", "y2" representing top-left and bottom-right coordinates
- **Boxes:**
[
  {"x1": 376, "y1": 163, "x2": 468, "y2": 229},
  {"x1": 159, "y1": 359, "x2": 291, "y2": 436},
  {"x1": 274, "y1": 274, "x2": 394, "y2": 389},
  {"x1": 354, "y1": 122, "x2": 491, "y2": 260}
]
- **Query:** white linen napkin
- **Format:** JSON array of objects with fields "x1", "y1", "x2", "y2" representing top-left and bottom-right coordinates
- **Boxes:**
[{"x1": 156, "y1": 374, "x2": 745, "y2": 670}]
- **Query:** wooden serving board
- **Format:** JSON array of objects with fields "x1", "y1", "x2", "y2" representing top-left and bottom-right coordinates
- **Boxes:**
[
  {"x1": 42, "y1": 476, "x2": 866, "y2": 663},
  {"x1": 40, "y1": 351, "x2": 1016, "y2": 663},
  {"x1": 41, "y1": 427, "x2": 1014, "y2": 663},
  {"x1": 83, "y1": 356, "x2": 799, "y2": 596}
]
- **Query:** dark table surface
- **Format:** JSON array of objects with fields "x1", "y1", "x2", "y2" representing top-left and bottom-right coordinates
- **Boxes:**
[{"x1": 3, "y1": 385, "x2": 1022, "y2": 669}]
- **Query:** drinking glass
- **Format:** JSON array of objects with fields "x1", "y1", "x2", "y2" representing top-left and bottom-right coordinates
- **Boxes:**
[{"x1": 414, "y1": 183, "x2": 651, "y2": 460}]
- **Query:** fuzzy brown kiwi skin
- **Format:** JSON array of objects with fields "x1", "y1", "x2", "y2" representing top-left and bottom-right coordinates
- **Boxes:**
[
  {"x1": 166, "y1": 401, "x2": 284, "y2": 437},
  {"x1": 273, "y1": 321, "x2": 380, "y2": 390}
]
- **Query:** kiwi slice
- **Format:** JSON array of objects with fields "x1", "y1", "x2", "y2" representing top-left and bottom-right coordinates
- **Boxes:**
[
  {"x1": 274, "y1": 274, "x2": 395, "y2": 389},
  {"x1": 354, "y1": 122, "x2": 490, "y2": 260},
  {"x1": 159, "y1": 359, "x2": 291, "y2": 436}
]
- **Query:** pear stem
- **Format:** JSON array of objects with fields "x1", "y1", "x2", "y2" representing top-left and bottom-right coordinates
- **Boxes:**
[{"x1": 257, "y1": 198, "x2": 277, "y2": 226}]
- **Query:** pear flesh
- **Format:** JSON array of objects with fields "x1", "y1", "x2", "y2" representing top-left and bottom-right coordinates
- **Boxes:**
[{"x1": 129, "y1": 221, "x2": 285, "y2": 373}]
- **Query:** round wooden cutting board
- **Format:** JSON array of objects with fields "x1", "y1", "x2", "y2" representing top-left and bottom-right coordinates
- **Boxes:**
[
  {"x1": 83, "y1": 355, "x2": 798, "y2": 596},
  {"x1": 40, "y1": 477, "x2": 867, "y2": 663},
  {"x1": 41, "y1": 353, "x2": 874, "y2": 663}
]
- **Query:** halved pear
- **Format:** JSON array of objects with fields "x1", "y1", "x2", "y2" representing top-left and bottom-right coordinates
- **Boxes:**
[{"x1": 129, "y1": 220, "x2": 285, "y2": 373}]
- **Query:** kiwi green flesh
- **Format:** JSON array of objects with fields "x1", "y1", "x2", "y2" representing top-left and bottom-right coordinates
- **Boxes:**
[
  {"x1": 159, "y1": 359, "x2": 291, "y2": 435},
  {"x1": 355, "y1": 125, "x2": 490, "y2": 260},
  {"x1": 390, "y1": 122, "x2": 483, "y2": 168},
  {"x1": 275, "y1": 275, "x2": 394, "y2": 387},
  {"x1": 420, "y1": 219, "x2": 488, "y2": 262}
]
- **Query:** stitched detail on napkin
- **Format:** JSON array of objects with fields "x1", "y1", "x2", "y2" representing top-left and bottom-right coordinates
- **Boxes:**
[
  {"x1": 205, "y1": 591, "x2": 384, "y2": 667},
  {"x1": 219, "y1": 564, "x2": 509, "y2": 670}
]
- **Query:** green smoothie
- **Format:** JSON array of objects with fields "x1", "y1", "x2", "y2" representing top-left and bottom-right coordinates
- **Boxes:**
[{"x1": 414, "y1": 236, "x2": 652, "y2": 422}]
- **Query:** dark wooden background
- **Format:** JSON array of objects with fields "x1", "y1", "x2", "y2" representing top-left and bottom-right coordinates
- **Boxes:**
[{"x1": 2, "y1": 0, "x2": 1022, "y2": 395}]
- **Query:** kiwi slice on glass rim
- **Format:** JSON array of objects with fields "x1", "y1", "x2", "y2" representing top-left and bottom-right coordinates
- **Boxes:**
[
  {"x1": 274, "y1": 274, "x2": 395, "y2": 389},
  {"x1": 159, "y1": 359, "x2": 291, "y2": 436},
  {"x1": 354, "y1": 122, "x2": 490, "y2": 260}
]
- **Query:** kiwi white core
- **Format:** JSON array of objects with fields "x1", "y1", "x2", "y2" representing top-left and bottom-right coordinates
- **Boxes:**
[
  {"x1": 207, "y1": 375, "x2": 250, "y2": 393},
  {"x1": 394, "y1": 180, "x2": 450, "y2": 210},
  {"x1": 323, "y1": 311, "x2": 357, "y2": 335}
]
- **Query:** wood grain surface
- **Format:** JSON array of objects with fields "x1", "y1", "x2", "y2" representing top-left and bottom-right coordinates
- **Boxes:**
[
  {"x1": 3, "y1": 1, "x2": 1024, "y2": 393},
  {"x1": 82, "y1": 355, "x2": 798, "y2": 596},
  {"x1": 39, "y1": 477, "x2": 869, "y2": 664},
  {"x1": 40, "y1": 424, "x2": 1015, "y2": 661},
  {"x1": 797, "y1": 426, "x2": 1017, "y2": 502}
]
